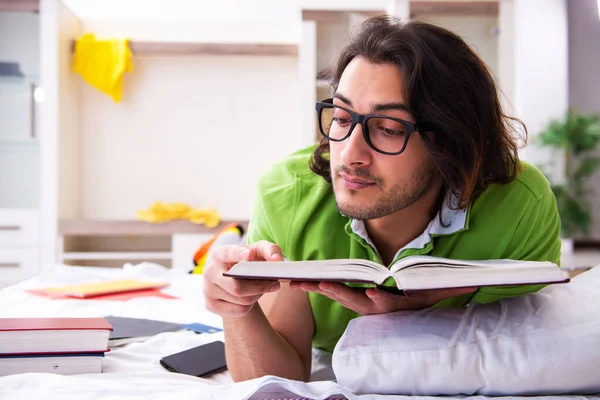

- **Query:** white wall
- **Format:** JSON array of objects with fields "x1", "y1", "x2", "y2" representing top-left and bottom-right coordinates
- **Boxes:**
[
  {"x1": 62, "y1": 0, "x2": 301, "y2": 20},
  {"x1": 498, "y1": 0, "x2": 515, "y2": 114},
  {"x1": 72, "y1": 11, "x2": 306, "y2": 221},
  {"x1": 40, "y1": 0, "x2": 82, "y2": 268},
  {"x1": 73, "y1": 9, "x2": 309, "y2": 220},
  {"x1": 62, "y1": 0, "x2": 391, "y2": 20},
  {"x1": 57, "y1": 6, "x2": 83, "y2": 221},
  {"x1": 82, "y1": 19, "x2": 302, "y2": 45},
  {"x1": 79, "y1": 54, "x2": 302, "y2": 220},
  {"x1": 299, "y1": 21, "x2": 318, "y2": 147},
  {"x1": 509, "y1": 0, "x2": 568, "y2": 180}
]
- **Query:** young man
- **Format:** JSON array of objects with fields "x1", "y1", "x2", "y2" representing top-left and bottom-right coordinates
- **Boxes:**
[{"x1": 203, "y1": 17, "x2": 561, "y2": 382}]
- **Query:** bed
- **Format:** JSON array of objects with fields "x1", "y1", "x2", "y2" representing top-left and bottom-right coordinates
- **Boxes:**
[{"x1": 0, "y1": 262, "x2": 598, "y2": 400}]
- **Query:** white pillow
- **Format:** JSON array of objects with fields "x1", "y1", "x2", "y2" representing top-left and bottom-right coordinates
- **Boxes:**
[{"x1": 332, "y1": 267, "x2": 600, "y2": 396}]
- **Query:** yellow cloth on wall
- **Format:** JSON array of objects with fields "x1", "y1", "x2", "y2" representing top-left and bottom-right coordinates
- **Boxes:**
[
  {"x1": 73, "y1": 33, "x2": 133, "y2": 102},
  {"x1": 137, "y1": 202, "x2": 221, "y2": 228}
]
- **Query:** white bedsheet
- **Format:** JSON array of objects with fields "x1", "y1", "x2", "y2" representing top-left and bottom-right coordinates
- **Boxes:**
[{"x1": 0, "y1": 263, "x2": 597, "y2": 400}]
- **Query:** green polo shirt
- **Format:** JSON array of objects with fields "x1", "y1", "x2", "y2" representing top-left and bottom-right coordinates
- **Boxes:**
[{"x1": 247, "y1": 145, "x2": 561, "y2": 352}]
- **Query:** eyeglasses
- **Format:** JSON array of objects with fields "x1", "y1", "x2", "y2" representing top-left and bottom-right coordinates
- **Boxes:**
[{"x1": 315, "y1": 98, "x2": 424, "y2": 155}]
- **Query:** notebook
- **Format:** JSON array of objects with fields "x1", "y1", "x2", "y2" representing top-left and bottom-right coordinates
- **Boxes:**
[
  {"x1": 105, "y1": 316, "x2": 183, "y2": 346},
  {"x1": 41, "y1": 279, "x2": 169, "y2": 298},
  {"x1": 0, "y1": 318, "x2": 112, "y2": 355}
]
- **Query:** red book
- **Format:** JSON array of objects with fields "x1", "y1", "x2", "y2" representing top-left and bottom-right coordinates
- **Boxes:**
[{"x1": 0, "y1": 318, "x2": 113, "y2": 355}]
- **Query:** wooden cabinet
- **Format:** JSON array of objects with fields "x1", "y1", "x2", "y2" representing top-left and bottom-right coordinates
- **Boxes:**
[
  {"x1": 0, "y1": 209, "x2": 39, "y2": 286},
  {"x1": 58, "y1": 219, "x2": 247, "y2": 272},
  {"x1": 0, "y1": 11, "x2": 41, "y2": 286},
  {"x1": 0, "y1": 81, "x2": 35, "y2": 142}
]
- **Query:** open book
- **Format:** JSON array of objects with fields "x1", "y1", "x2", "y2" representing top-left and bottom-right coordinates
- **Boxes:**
[{"x1": 224, "y1": 255, "x2": 569, "y2": 292}]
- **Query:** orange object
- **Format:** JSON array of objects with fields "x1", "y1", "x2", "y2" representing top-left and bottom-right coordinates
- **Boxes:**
[{"x1": 192, "y1": 223, "x2": 244, "y2": 274}]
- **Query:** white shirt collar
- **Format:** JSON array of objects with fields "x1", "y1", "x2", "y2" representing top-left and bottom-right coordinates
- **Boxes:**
[{"x1": 350, "y1": 195, "x2": 468, "y2": 260}]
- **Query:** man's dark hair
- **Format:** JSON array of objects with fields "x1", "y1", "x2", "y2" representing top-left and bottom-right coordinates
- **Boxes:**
[{"x1": 310, "y1": 16, "x2": 525, "y2": 210}]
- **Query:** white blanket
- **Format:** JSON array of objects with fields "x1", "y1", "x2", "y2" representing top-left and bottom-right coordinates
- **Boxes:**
[{"x1": 0, "y1": 263, "x2": 597, "y2": 400}]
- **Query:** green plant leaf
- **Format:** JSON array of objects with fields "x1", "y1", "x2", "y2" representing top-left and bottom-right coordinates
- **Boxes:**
[
  {"x1": 554, "y1": 190, "x2": 591, "y2": 237},
  {"x1": 538, "y1": 120, "x2": 569, "y2": 149},
  {"x1": 573, "y1": 156, "x2": 600, "y2": 181},
  {"x1": 539, "y1": 109, "x2": 600, "y2": 237},
  {"x1": 567, "y1": 112, "x2": 600, "y2": 155}
]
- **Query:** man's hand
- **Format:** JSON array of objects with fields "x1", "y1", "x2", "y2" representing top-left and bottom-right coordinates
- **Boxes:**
[
  {"x1": 290, "y1": 282, "x2": 477, "y2": 315},
  {"x1": 203, "y1": 240, "x2": 284, "y2": 318}
]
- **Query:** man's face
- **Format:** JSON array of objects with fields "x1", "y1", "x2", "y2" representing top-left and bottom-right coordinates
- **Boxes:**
[{"x1": 329, "y1": 57, "x2": 438, "y2": 221}]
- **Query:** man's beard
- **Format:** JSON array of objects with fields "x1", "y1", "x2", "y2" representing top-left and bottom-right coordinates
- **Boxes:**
[{"x1": 332, "y1": 159, "x2": 438, "y2": 221}]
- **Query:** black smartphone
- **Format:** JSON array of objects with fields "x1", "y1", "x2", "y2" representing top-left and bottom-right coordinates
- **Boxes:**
[{"x1": 160, "y1": 341, "x2": 227, "y2": 377}]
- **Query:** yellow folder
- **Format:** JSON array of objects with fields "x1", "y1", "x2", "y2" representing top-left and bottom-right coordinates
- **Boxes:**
[{"x1": 43, "y1": 279, "x2": 168, "y2": 298}]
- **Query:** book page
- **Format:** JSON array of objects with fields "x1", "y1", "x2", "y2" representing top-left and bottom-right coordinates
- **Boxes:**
[
  {"x1": 390, "y1": 255, "x2": 558, "y2": 273},
  {"x1": 226, "y1": 259, "x2": 391, "y2": 284},
  {"x1": 395, "y1": 263, "x2": 568, "y2": 291}
]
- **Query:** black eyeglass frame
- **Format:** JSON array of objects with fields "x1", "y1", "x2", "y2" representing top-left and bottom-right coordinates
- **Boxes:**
[{"x1": 315, "y1": 98, "x2": 426, "y2": 156}]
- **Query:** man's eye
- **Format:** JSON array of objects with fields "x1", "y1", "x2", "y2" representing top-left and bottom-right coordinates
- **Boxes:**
[
  {"x1": 379, "y1": 127, "x2": 405, "y2": 136},
  {"x1": 333, "y1": 117, "x2": 352, "y2": 126}
]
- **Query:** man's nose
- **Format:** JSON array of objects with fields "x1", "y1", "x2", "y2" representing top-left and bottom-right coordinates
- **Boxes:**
[{"x1": 339, "y1": 123, "x2": 372, "y2": 166}]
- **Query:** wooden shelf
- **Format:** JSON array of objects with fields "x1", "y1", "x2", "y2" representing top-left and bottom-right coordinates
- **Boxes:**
[
  {"x1": 0, "y1": 0, "x2": 38, "y2": 13},
  {"x1": 61, "y1": 251, "x2": 172, "y2": 261},
  {"x1": 70, "y1": 40, "x2": 298, "y2": 57},
  {"x1": 0, "y1": 140, "x2": 39, "y2": 147},
  {"x1": 302, "y1": 9, "x2": 384, "y2": 23},
  {"x1": 303, "y1": 2, "x2": 499, "y2": 21},
  {"x1": 411, "y1": 1, "x2": 499, "y2": 17},
  {"x1": 59, "y1": 219, "x2": 249, "y2": 236}
]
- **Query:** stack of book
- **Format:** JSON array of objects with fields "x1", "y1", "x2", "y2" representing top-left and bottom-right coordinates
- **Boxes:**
[{"x1": 0, "y1": 318, "x2": 113, "y2": 376}]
